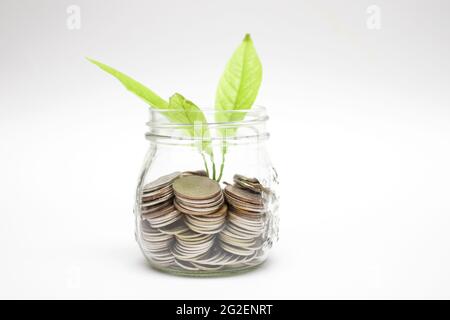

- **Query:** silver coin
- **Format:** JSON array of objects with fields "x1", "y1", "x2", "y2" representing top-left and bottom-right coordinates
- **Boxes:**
[
  {"x1": 142, "y1": 188, "x2": 173, "y2": 202},
  {"x1": 220, "y1": 242, "x2": 256, "y2": 256},
  {"x1": 142, "y1": 241, "x2": 172, "y2": 252},
  {"x1": 142, "y1": 241, "x2": 173, "y2": 256},
  {"x1": 224, "y1": 185, "x2": 263, "y2": 205},
  {"x1": 142, "y1": 204, "x2": 176, "y2": 220},
  {"x1": 148, "y1": 210, "x2": 183, "y2": 228},
  {"x1": 175, "y1": 192, "x2": 224, "y2": 207},
  {"x1": 149, "y1": 256, "x2": 175, "y2": 267},
  {"x1": 141, "y1": 192, "x2": 174, "y2": 208},
  {"x1": 176, "y1": 236, "x2": 215, "y2": 247},
  {"x1": 172, "y1": 241, "x2": 213, "y2": 260},
  {"x1": 181, "y1": 170, "x2": 208, "y2": 177},
  {"x1": 186, "y1": 213, "x2": 226, "y2": 225},
  {"x1": 219, "y1": 232, "x2": 256, "y2": 247},
  {"x1": 173, "y1": 175, "x2": 221, "y2": 200},
  {"x1": 140, "y1": 200, "x2": 172, "y2": 214},
  {"x1": 233, "y1": 174, "x2": 271, "y2": 194},
  {"x1": 221, "y1": 225, "x2": 258, "y2": 240},
  {"x1": 150, "y1": 250, "x2": 174, "y2": 259},
  {"x1": 225, "y1": 194, "x2": 264, "y2": 212},
  {"x1": 228, "y1": 211, "x2": 264, "y2": 228},
  {"x1": 143, "y1": 171, "x2": 181, "y2": 193},
  {"x1": 228, "y1": 220, "x2": 264, "y2": 235},
  {"x1": 174, "y1": 258, "x2": 199, "y2": 271},
  {"x1": 185, "y1": 220, "x2": 225, "y2": 235},
  {"x1": 159, "y1": 221, "x2": 190, "y2": 235},
  {"x1": 174, "y1": 199, "x2": 224, "y2": 216},
  {"x1": 191, "y1": 262, "x2": 224, "y2": 271},
  {"x1": 234, "y1": 174, "x2": 259, "y2": 184},
  {"x1": 142, "y1": 184, "x2": 173, "y2": 196},
  {"x1": 176, "y1": 196, "x2": 225, "y2": 210},
  {"x1": 176, "y1": 235, "x2": 215, "y2": 248},
  {"x1": 185, "y1": 216, "x2": 226, "y2": 229},
  {"x1": 141, "y1": 233, "x2": 174, "y2": 243},
  {"x1": 226, "y1": 222, "x2": 263, "y2": 237},
  {"x1": 141, "y1": 229, "x2": 174, "y2": 241}
]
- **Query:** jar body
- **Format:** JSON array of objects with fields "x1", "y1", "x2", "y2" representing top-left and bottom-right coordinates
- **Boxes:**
[{"x1": 134, "y1": 110, "x2": 279, "y2": 276}]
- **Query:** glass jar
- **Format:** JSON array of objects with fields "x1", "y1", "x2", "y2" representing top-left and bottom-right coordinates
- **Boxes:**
[{"x1": 134, "y1": 106, "x2": 279, "y2": 276}]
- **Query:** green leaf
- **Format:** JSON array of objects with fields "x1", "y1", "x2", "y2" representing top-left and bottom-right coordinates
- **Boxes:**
[
  {"x1": 214, "y1": 34, "x2": 262, "y2": 126},
  {"x1": 214, "y1": 34, "x2": 263, "y2": 181},
  {"x1": 87, "y1": 58, "x2": 213, "y2": 157},
  {"x1": 86, "y1": 57, "x2": 169, "y2": 110},
  {"x1": 168, "y1": 93, "x2": 213, "y2": 156}
]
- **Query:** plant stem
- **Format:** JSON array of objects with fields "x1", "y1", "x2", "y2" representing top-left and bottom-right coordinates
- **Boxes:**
[
  {"x1": 201, "y1": 153, "x2": 210, "y2": 177},
  {"x1": 216, "y1": 145, "x2": 227, "y2": 182},
  {"x1": 211, "y1": 157, "x2": 217, "y2": 180}
]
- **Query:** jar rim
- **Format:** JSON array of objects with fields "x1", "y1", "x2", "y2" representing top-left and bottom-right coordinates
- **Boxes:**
[
  {"x1": 146, "y1": 105, "x2": 268, "y2": 128},
  {"x1": 145, "y1": 105, "x2": 269, "y2": 143}
]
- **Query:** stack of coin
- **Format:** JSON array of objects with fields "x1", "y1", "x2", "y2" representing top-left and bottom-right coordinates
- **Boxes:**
[
  {"x1": 157, "y1": 175, "x2": 226, "y2": 268},
  {"x1": 139, "y1": 172, "x2": 181, "y2": 266},
  {"x1": 140, "y1": 220, "x2": 175, "y2": 267},
  {"x1": 138, "y1": 171, "x2": 272, "y2": 271},
  {"x1": 173, "y1": 175, "x2": 227, "y2": 234},
  {"x1": 189, "y1": 249, "x2": 260, "y2": 270},
  {"x1": 140, "y1": 171, "x2": 180, "y2": 213},
  {"x1": 219, "y1": 181, "x2": 266, "y2": 257},
  {"x1": 184, "y1": 204, "x2": 228, "y2": 235},
  {"x1": 171, "y1": 230, "x2": 215, "y2": 267},
  {"x1": 233, "y1": 174, "x2": 268, "y2": 194},
  {"x1": 141, "y1": 172, "x2": 184, "y2": 228}
]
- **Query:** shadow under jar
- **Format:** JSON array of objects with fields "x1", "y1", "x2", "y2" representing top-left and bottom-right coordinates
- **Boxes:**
[{"x1": 134, "y1": 106, "x2": 279, "y2": 276}]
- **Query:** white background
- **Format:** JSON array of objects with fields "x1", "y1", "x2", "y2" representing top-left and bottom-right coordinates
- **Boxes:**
[{"x1": 1, "y1": 0, "x2": 450, "y2": 299}]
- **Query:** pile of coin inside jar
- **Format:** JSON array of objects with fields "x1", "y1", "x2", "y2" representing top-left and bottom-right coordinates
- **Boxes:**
[{"x1": 138, "y1": 170, "x2": 271, "y2": 272}]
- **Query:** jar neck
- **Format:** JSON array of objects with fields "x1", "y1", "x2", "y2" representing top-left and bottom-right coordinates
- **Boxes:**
[{"x1": 145, "y1": 106, "x2": 269, "y2": 145}]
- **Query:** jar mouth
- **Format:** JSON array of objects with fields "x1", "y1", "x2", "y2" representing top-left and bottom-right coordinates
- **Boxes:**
[
  {"x1": 146, "y1": 106, "x2": 269, "y2": 143},
  {"x1": 146, "y1": 106, "x2": 267, "y2": 127}
]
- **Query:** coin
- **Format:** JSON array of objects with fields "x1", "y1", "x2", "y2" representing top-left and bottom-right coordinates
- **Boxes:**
[
  {"x1": 140, "y1": 200, "x2": 172, "y2": 214},
  {"x1": 184, "y1": 204, "x2": 227, "y2": 234},
  {"x1": 172, "y1": 240, "x2": 214, "y2": 260},
  {"x1": 147, "y1": 209, "x2": 183, "y2": 228},
  {"x1": 176, "y1": 192, "x2": 224, "y2": 207},
  {"x1": 150, "y1": 251, "x2": 175, "y2": 267},
  {"x1": 142, "y1": 204, "x2": 175, "y2": 220},
  {"x1": 141, "y1": 221, "x2": 175, "y2": 255},
  {"x1": 185, "y1": 220, "x2": 225, "y2": 235},
  {"x1": 233, "y1": 174, "x2": 271, "y2": 194},
  {"x1": 173, "y1": 175, "x2": 221, "y2": 200},
  {"x1": 143, "y1": 171, "x2": 181, "y2": 193},
  {"x1": 138, "y1": 171, "x2": 273, "y2": 271},
  {"x1": 174, "y1": 199, "x2": 224, "y2": 216},
  {"x1": 224, "y1": 185, "x2": 263, "y2": 205},
  {"x1": 222, "y1": 223, "x2": 260, "y2": 239},
  {"x1": 174, "y1": 258, "x2": 199, "y2": 271},
  {"x1": 228, "y1": 211, "x2": 264, "y2": 229},
  {"x1": 220, "y1": 242, "x2": 256, "y2": 256},
  {"x1": 234, "y1": 174, "x2": 259, "y2": 184},
  {"x1": 225, "y1": 196, "x2": 264, "y2": 213},
  {"x1": 176, "y1": 230, "x2": 215, "y2": 242},
  {"x1": 142, "y1": 186, "x2": 173, "y2": 202},
  {"x1": 171, "y1": 229, "x2": 215, "y2": 261},
  {"x1": 141, "y1": 192, "x2": 174, "y2": 207},
  {"x1": 181, "y1": 170, "x2": 208, "y2": 177},
  {"x1": 159, "y1": 221, "x2": 190, "y2": 235}
]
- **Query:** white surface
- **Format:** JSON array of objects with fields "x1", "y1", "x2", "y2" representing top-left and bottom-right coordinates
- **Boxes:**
[{"x1": 1, "y1": 0, "x2": 450, "y2": 299}]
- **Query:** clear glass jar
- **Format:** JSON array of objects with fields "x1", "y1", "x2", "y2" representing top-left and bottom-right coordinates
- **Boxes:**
[{"x1": 134, "y1": 106, "x2": 279, "y2": 276}]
